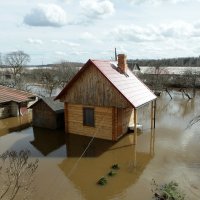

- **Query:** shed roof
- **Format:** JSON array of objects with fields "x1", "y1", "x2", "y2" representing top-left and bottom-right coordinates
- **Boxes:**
[
  {"x1": 55, "y1": 59, "x2": 156, "y2": 108},
  {"x1": 0, "y1": 85, "x2": 36, "y2": 104},
  {"x1": 30, "y1": 96, "x2": 64, "y2": 113}
]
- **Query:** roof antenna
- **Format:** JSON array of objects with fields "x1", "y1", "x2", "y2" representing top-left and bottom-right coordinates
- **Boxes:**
[{"x1": 115, "y1": 48, "x2": 117, "y2": 61}]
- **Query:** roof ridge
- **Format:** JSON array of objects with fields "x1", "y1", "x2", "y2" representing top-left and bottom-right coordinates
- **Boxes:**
[
  {"x1": 91, "y1": 59, "x2": 114, "y2": 62},
  {"x1": 55, "y1": 59, "x2": 156, "y2": 108}
]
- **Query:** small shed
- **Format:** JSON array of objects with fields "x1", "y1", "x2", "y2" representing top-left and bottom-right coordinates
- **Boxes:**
[
  {"x1": 30, "y1": 97, "x2": 64, "y2": 129},
  {"x1": 55, "y1": 54, "x2": 157, "y2": 141},
  {"x1": 0, "y1": 85, "x2": 36, "y2": 119}
]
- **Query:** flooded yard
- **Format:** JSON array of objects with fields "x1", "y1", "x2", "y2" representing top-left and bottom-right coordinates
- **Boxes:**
[{"x1": 0, "y1": 90, "x2": 200, "y2": 200}]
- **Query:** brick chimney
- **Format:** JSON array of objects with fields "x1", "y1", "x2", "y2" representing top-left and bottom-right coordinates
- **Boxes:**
[{"x1": 118, "y1": 54, "x2": 127, "y2": 73}]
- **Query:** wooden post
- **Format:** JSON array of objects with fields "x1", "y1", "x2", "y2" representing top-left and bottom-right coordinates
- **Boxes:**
[
  {"x1": 150, "y1": 128, "x2": 155, "y2": 156},
  {"x1": 151, "y1": 100, "x2": 156, "y2": 129},
  {"x1": 134, "y1": 108, "x2": 137, "y2": 144},
  {"x1": 153, "y1": 100, "x2": 156, "y2": 129},
  {"x1": 151, "y1": 101, "x2": 154, "y2": 129}
]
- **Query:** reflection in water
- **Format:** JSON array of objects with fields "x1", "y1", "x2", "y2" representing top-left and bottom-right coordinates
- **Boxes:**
[
  {"x1": 150, "y1": 128, "x2": 155, "y2": 156},
  {"x1": 59, "y1": 131, "x2": 155, "y2": 200},
  {"x1": 0, "y1": 115, "x2": 31, "y2": 136},
  {"x1": 30, "y1": 127, "x2": 66, "y2": 156},
  {"x1": 66, "y1": 134, "x2": 114, "y2": 157}
]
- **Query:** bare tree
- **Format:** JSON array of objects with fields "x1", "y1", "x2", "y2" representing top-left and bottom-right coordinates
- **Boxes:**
[
  {"x1": 38, "y1": 61, "x2": 79, "y2": 97},
  {"x1": 4, "y1": 51, "x2": 30, "y2": 88},
  {"x1": 39, "y1": 68, "x2": 60, "y2": 97},
  {"x1": 0, "y1": 150, "x2": 38, "y2": 200},
  {"x1": 147, "y1": 66, "x2": 169, "y2": 96},
  {"x1": 182, "y1": 69, "x2": 200, "y2": 98},
  {"x1": 53, "y1": 61, "x2": 79, "y2": 88}
]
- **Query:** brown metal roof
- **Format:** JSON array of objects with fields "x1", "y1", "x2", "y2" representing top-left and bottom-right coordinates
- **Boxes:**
[
  {"x1": 0, "y1": 85, "x2": 36, "y2": 104},
  {"x1": 55, "y1": 59, "x2": 156, "y2": 108}
]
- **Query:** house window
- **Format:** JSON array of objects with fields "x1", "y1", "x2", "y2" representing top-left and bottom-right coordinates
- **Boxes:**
[{"x1": 83, "y1": 107, "x2": 95, "y2": 127}]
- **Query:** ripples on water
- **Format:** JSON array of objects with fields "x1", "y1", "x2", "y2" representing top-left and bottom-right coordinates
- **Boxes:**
[{"x1": 0, "y1": 90, "x2": 200, "y2": 200}]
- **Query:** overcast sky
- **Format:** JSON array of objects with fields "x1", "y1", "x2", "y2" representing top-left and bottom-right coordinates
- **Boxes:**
[{"x1": 1, "y1": 0, "x2": 200, "y2": 65}]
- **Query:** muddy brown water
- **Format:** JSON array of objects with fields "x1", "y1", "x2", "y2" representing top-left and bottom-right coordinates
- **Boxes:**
[{"x1": 0, "y1": 90, "x2": 200, "y2": 200}]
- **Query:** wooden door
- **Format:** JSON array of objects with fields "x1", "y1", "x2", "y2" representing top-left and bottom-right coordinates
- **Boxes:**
[{"x1": 117, "y1": 108, "x2": 123, "y2": 138}]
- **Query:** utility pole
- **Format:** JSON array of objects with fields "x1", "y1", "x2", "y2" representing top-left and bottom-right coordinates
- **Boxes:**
[{"x1": 115, "y1": 48, "x2": 117, "y2": 61}]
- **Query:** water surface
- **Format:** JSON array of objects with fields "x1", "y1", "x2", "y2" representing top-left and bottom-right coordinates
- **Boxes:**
[{"x1": 0, "y1": 90, "x2": 200, "y2": 200}]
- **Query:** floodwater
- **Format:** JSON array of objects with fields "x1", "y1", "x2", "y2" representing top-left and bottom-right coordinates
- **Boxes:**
[{"x1": 0, "y1": 90, "x2": 200, "y2": 200}]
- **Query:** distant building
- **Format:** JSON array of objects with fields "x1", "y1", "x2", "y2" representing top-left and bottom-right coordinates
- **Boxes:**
[
  {"x1": 0, "y1": 85, "x2": 36, "y2": 119},
  {"x1": 30, "y1": 97, "x2": 64, "y2": 129}
]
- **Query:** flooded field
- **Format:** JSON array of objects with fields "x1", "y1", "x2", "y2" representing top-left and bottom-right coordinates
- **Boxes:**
[{"x1": 0, "y1": 90, "x2": 200, "y2": 200}]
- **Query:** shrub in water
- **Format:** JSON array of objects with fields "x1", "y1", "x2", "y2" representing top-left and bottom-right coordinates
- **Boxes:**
[
  {"x1": 151, "y1": 179, "x2": 185, "y2": 200},
  {"x1": 107, "y1": 170, "x2": 117, "y2": 177},
  {"x1": 111, "y1": 164, "x2": 120, "y2": 170},
  {"x1": 97, "y1": 177, "x2": 107, "y2": 186}
]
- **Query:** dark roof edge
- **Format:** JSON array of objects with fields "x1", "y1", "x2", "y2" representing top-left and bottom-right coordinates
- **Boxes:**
[
  {"x1": 29, "y1": 98, "x2": 64, "y2": 113},
  {"x1": 28, "y1": 98, "x2": 42, "y2": 109}
]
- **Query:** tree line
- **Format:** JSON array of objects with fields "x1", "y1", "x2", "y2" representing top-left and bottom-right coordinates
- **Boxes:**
[
  {"x1": 0, "y1": 51, "x2": 82, "y2": 96},
  {"x1": 128, "y1": 56, "x2": 200, "y2": 67}
]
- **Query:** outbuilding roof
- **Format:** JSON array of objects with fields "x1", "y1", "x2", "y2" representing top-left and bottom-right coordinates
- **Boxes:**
[
  {"x1": 0, "y1": 85, "x2": 36, "y2": 104},
  {"x1": 55, "y1": 59, "x2": 156, "y2": 108},
  {"x1": 30, "y1": 96, "x2": 64, "y2": 113}
]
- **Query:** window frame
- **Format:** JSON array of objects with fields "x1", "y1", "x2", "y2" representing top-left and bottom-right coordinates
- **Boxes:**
[{"x1": 83, "y1": 107, "x2": 95, "y2": 127}]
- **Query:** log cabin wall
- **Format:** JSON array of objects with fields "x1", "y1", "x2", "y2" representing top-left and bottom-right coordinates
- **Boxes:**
[
  {"x1": 61, "y1": 64, "x2": 131, "y2": 108},
  {"x1": 32, "y1": 101, "x2": 57, "y2": 129},
  {"x1": 66, "y1": 103, "x2": 113, "y2": 140}
]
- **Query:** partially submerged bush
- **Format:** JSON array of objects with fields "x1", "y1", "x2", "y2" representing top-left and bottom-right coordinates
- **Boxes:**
[
  {"x1": 151, "y1": 179, "x2": 185, "y2": 200},
  {"x1": 97, "y1": 177, "x2": 107, "y2": 186},
  {"x1": 97, "y1": 164, "x2": 120, "y2": 186},
  {"x1": 111, "y1": 164, "x2": 120, "y2": 170},
  {"x1": 107, "y1": 170, "x2": 117, "y2": 177}
]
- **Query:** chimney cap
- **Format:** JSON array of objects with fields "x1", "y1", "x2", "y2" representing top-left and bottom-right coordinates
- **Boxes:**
[{"x1": 118, "y1": 54, "x2": 127, "y2": 58}]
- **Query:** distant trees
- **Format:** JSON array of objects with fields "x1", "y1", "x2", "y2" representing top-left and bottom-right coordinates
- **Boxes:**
[
  {"x1": 0, "y1": 51, "x2": 31, "y2": 90},
  {"x1": 53, "y1": 61, "x2": 79, "y2": 88},
  {"x1": 4, "y1": 51, "x2": 30, "y2": 88},
  {"x1": 129, "y1": 56, "x2": 200, "y2": 67},
  {"x1": 30, "y1": 61, "x2": 80, "y2": 97},
  {"x1": 183, "y1": 69, "x2": 199, "y2": 87},
  {"x1": 181, "y1": 69, "x2": 200, "y2": 98},
  {"x1": 0, "y1": 150, "x2": 38, "y2": 200},
  {"x1": 147, "y1": 66, "x2": 169, "y2": 93},
  {"x1": 0, "y1": 53, "x2": 2, "y2": 66},
  {"x1": 137, "y1": 66, "x2": 200, "y2": 99},
  {"x1": 39, "y1": 68, "x2": 60, "y2": 97}
]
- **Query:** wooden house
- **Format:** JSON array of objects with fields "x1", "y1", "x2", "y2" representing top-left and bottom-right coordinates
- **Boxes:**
[
  {"x1": 0, "y1": 85, "x2": 36, "y2": 119},
  {"x1": 55, "y1": 54, "x2": 157, "y2": 141},
  {"x1": 30, "y1": 97, "x2": 64, "y2": 129}
]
